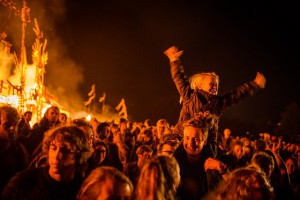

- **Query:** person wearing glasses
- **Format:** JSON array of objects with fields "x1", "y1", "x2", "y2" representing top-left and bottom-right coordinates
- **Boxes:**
[{"x1": 85, "y1": 140, "x2": 117, "y2": 176}]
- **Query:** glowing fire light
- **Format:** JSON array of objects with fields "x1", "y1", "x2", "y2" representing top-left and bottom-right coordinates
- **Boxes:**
[
  {"x1": 0, "y1": 94, "x2": 19, "y2": 108},
  {"x1": 0, "y1": 14, "x2": 69, "y2": 125},
  {"x1": 86, "y1": 114, "x2": 92, "y2": 121}
]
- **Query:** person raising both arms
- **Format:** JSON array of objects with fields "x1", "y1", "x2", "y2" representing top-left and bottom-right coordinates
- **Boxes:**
[{"x1": 164, "y1": 45, "x2": 266, "y2": 157}]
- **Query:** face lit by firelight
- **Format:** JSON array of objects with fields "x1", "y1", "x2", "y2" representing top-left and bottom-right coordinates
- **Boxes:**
[{"x1": 183, "y1": 126, "x2": 207, "y2": 156}]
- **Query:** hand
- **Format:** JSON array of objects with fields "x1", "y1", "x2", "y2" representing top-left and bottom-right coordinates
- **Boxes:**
[
  {"x1": 254, "y1": 72, "x2": 266, "y2": 89},
  {"x1": 271, "y1": 141, "x2": 281, "y2": 154},
  {"x1": 164, "y1": 46, "x2": 183, "y2": 62},
  {"x1": 204, "y1": 158, "x2": 226, "y2": 173}
]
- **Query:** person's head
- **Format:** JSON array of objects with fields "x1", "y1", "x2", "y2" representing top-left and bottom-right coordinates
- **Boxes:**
[
  {"x1": 223, "y1": 128, "x2": 231, "y2": 139},
  {"x1": 96, "y1": 122, "x2": 110, "y2": 140},
  {"x1": 183, "y1": 112, "x2": 213, "y2": 156},
  {"x1": 59, "y1": 113, "x2": 67, "y2": 124},
  {"x1": 250, "y1": 151, "x2": 275, "y2": 178},
  {"x1": 44, "y1": 106, "x2": 60, "y2": 124},
  {"x1": 0, "y1": 105, "x2": 20, "y2": 140},
  {"x1": 72, "y1": 118, "x2": 94, "y2": 146},
  {"x1": 244, "y1": 145, "x2": 255, "y2": 159},
  {"x1": 231, "y1": 140, "x2": 245, "y2": 160},
  {"x1": 77, "y1": 166, "x2": 133, "y2": 200},
  {"x1": 42, "y1": 125, "x2": 91, "y2": 181},
  {"x1": 139, "y1": 127, "x2": 153, "y2": 144},
  {"x1": 205, "y1": 168, "x2": 274, "y2": 200},
  {"x1": 156, "y1": 155, "x2": 181, "y2": 192},
  {"x1": 135, "y1": 157, "x2": 166, "y2": 200},
  {"x1": 157, "y1": 140, "x2": 178, "y2": 156},
  {"x1": 156, "y1": 119, "x2": 170, "y2": 139},
  {"x1": 135, "y1": 155, "x2": 180, "y2": 200},
  {"x1": 119, "y1": 118, "x2": 128, "y2": 133},
  {"x1": 92, "y1": 140, "x2": 108, "y2": 165},
  {"x1": 285, "y1": 156, "x2": 297, "y2": 175},
  {"x1": 23, "y1": 111, "x2": 32, "y2": 123},
  {"x1": 89, "y1": 117, "x2": 99, "y2": 133},
  {"x1": 136, "y1": 144, "x2": 153, "y2": 166},
  {"x1": 124, "y1": 131, "x2": 135, "y2": 145},
  {"x1": 131, "y1": 122, "x2": 141, "y2": 135},
  {"x1": 160, "y1": 133, "x2": 180, "y2": 147},
  {"x1": 110, "y1": 123, "x2": 119, "y2": 135},
  {"x1": 263, "y1": 133, "x2": 271, "y2": 142},
  {"x1": 255, "y1": 139, "x2": 267, "y2": 152},
  {"x1": 243, "y1": 138, "x2": 252, "y2": 147},
  {"x1": 190, "y1": 72, "x2": 219, "y2": 95}
]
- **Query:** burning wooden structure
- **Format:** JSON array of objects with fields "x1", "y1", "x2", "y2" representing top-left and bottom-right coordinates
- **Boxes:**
[{"x1": 0, "y1": 0, "x2": 69, "y2": 123}]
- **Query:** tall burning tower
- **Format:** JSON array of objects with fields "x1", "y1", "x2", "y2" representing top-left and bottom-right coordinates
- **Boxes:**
[{"x1": 0, "y1": 0, "x2": 49, "y2": 122}]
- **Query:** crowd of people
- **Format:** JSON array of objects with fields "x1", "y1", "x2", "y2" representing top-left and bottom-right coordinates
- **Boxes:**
[{"x1": 0, "y1": 46, "x2": 299, "y2": 199}]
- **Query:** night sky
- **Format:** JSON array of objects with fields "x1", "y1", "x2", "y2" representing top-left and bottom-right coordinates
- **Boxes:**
[{"x1": 1, "y1": 1, "x2": 299, "y2": 134}]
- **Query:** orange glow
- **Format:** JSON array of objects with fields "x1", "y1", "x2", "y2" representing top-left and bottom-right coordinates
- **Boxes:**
[
  {"x1": 86, "y1": 114, "x2": 92, "y2": 121},
  {"x1": 0, "y1": 16, "x2": 70, "y2": 125}
]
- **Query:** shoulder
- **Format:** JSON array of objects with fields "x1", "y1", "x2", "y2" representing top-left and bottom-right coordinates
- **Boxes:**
[
  {"x1": 173, "y1": 143, "x2": 187, "y2": 162},
  {"x1": 13, "y1": 167, "x2": 43, "y2": 180},
  {"x1": 1, "y1": 167, "x2": 46, "y2": 200},
  {"x1": 18, "y1": 118, "x2": 26, "y2": 125},
  {"x1": 3, "y1": 167, "x2": 42, "y2": 190}
]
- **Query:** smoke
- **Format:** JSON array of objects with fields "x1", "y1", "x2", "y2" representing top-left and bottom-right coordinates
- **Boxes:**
[
  {"x1": 0, "y1": 0, "x2": 124, "y2": 122},
  {"x1": 45, "y1": 43, "x2": 85, "y2": 112},
  {"x1": 28, "y1": 0, "x2": 87, "y2": 114},
  {"x1": 0, "y1": 43, "x2": 14, "y2": 80}
]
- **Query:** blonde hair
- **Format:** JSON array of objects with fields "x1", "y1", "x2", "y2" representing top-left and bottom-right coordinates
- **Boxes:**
[
  {"x1": 135, "y1": 158, "x2": 166, "y2": 200},
  {"x1": 156, "y1": 119, "x2": 169, "y2": 127},
  {"x1": 77, "y1": 166, "x2": 133, "y2": 200},
  {"x1": 157, "y1": 155, "x2": 180, "y2": 196},
  {"x1": 135, "y1": 155, "x2": 179, "y2": 200},
  {"x1": 204, "y1": 168, "x2": 274, "y2": 200},
  {"x1": 189, "y1": 72, "x2": 219, "y2": 90}
]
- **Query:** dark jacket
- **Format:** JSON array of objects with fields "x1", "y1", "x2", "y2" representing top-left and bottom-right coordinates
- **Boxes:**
[
  {"x1": 170, "y1": 60, "x2": 261, "y2": 136},
  {"x1": 173, "y1": 143, "x2": 223, "y2": 200},
  {"x1": 26, "y1": 118, "x2": 60, "y2": 157},
  {"x1": 1, "y1": 166, "x2": 83, "y2": 200},
  {"x1": 0, "y1": 141, "x2": 29, "y2": 195}
]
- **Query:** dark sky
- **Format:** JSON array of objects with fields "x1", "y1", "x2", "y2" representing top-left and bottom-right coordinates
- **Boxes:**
[{"x1": 1, "y1": 1, "x2": 299, "y2": 133}]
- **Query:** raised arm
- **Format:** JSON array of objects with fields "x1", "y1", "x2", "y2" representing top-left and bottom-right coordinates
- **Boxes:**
[
  {"x1": 164, "y1": 46, "x2": 184, "y2": 62},
  {"x1": 164, "y1": 46, "x2": 191, "y2": 99}
]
